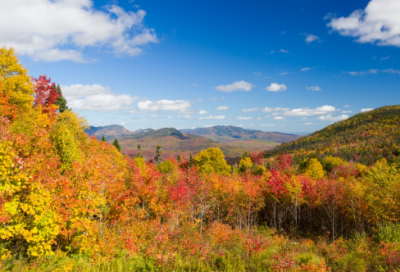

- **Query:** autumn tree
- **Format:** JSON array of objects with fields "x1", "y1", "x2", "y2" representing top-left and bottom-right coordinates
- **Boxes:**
[
  {"x1": 194, "y1": 147, "x2": 231, "y2": 174},
  {"x1": 54, "y1": 84, "x2": 68, "y2": 113}
]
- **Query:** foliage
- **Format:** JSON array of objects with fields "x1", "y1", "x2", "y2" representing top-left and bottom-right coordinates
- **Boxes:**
[{"x1": 194, "y1": 147, "x2": 231, "y2": 174}]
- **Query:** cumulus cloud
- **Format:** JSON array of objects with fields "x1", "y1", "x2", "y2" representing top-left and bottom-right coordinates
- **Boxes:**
[
  {"x1": 306, "y1": 86, "x2": 322, "y2": 91},
  {"x1": 0, "y1": 0, "x2": 158, "y2": 62},
  {"x1": 318, "y1": 114, "x2": 349, "y2": 122},
  {"x1": 328, "y1": 0, "x2": 400, "y2": 47},
  {"x1": 304, "y1": 123, "x2": 313, "y2": 125},
  {"x1": 217, "y1": 106, "x2": 229, "y2": 111},
  {"x1": 283, "y1": 105, "x2": 336, "y2": 116},
  {"x1": 342, "y1": 110, "x2": 353, "y2": 113},
  {"x1": 301, "y1": 67, "x2": 310, "y2": 71},
  {"x1": 178, "y1": 115, "x2": 194, "y2": 119},
  {"x1": 243, "y1": 108, "x2": 259, "y2": 112},
  {"x1": 305, "y1": 34, "x2": 320, "y2": 43},
  {"x1": 215, "y1": 80, "x2": 255, "y2": 93},
  {"x1": 199, "y1": 110, "x2": 210, "y2": 115},
  {"x1": 138, "y1": 100, "x2": 191, "y2": 111},
  {"x1": 344, "y1": 105, "x2": 351, "y2": 108},
  {"x1": 236, "y1": 117, "x2": 253, "y2": 120},
  {"x1": 265, "y1": 83, "x2": 287, "y2": 92},
  {"x1": 361, "y1": 108, "x2": 374, "y2": 112},
  {"x1": 62, "y1": 84, "x2": 138, "y2": 112},
  {"x1": 199, "y1": 115, "x2": 226, "y2": 120},
  {"x1": 274, "y1": 116, "x2": 285, "y2": 120}
]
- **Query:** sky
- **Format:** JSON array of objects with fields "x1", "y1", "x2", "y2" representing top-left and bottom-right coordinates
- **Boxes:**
[{"x1": 2, "y1": 0, "x2": 400, "y2": 133}]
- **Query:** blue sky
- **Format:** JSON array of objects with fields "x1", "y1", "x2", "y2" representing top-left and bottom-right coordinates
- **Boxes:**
[{"x1": 3, "y1": 0, "x2": 400, "y2": 133}]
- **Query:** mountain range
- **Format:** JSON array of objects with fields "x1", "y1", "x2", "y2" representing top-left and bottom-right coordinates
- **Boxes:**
[{"x1": 85, "y1": 125, "x2": 302, "y2": 160}]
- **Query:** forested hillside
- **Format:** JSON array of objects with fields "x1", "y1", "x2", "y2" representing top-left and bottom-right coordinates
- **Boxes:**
[
  {"x1": 265, "y1": 105, "x2": 400, "y2": 165},
  {"x1": 3, "y1": 47, "x2": 400, "y2": 271},
  {"x1": 181, "y1": 125, "x2": 301, "y2": 143}
]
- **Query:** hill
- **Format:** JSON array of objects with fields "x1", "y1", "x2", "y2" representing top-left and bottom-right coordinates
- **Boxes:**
[
  {"x1": 85, "y1": 125, "x2": 134, "y2": 139},
  {"x1": 265, "y1": 105, "x2": 400, "y2": 165},
  {"x1": 180, "y1": 126, "x2": 301, "y2": 151},
  {"x1": 109, "y1": 127, "x2": 249, "y2": 160}
]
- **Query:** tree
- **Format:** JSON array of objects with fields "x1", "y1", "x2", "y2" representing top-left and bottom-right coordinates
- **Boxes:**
[
  {"x1": 194, "y1": 147, "x2": 231, "y2": 174},
  {"x1": 32, "y1": 75, "x2": 60, "y2": 115},
  {"x1": 113, "y1": 138, "x2": 121, "y2": 152},
  {"x1": 0, "y1": 47, "x2": 34, "y2": 119},
  {"x1": 101, "y1": 135, "x2": 106, "y2": 142},
  {"x1": 154, "y1": 145, "x2": 162, "y2": 164},
  {"x1": 54, "y1": 84, "x2": 68, "y2": 113},
  {"x1": 239, "y1": 157, "x2": 253, "y2": 173},
  {"x1": 136, "y1": 144, "x2": 143, "y2": 158}
]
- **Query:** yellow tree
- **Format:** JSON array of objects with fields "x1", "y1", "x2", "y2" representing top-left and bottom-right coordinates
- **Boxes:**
[{"x1": 194, "y1": 147, "x2": 231, "y2": 174}]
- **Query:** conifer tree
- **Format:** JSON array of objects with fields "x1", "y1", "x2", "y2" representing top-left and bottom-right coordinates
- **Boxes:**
[
  {"x1": 113, "y1": 138, "x2": 121, "y2": 152},
  {"x1": 54, "y1": 84, "x2": 68, "y2": 112},
  {"x1": 101, "y1": 135, "x2": 106, "y2": 142},
  {"x1": 154, "y1": 145, "x2": 162, "y2": 164},
  {"x1": 189, "y1": 153, "x2": 193, "y2": 167},
  {"x1": 136, "y1": 144, "x2": 143, "y2": 158}
]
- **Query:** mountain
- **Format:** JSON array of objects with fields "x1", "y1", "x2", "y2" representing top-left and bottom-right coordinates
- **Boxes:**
[
  {"x1": 115, "y1": 127, "x2": 249, "y2": 161},
  {"x1": 85, "y1": 125, "x2": 134, "y2": 139},
  {"x1": 265, "y1": 105, "x2": 400, "y2": 165},
  {"x1": 180, "y1": 125, "x2": 301, "y2": 150}
]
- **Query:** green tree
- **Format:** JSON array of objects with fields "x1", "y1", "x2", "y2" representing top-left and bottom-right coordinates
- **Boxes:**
[
  {"x1": 113, "y1": 138, "x2": 121, "y2": 152},
  {"x1": 54, "y1": 84, "x2": 68, "y2": 113},
  {"x1": 136, "y1": 144, "x2": 143, "y2": 158},
  {"x1": 154, "y1": 145, "x2": 162, "y2": 164},
  {"x1": 101, "y1": 135, "x2": 106, "y2": 142},
  {"x1": 194, "y1": 147, "x2": 231, "y2": 174}
]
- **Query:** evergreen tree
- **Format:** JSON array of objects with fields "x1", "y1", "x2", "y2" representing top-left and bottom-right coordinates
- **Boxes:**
[
  {"x1": 154, "y1": 145, "x2": 162, "y2": 164},
  {"x1": 136, "y1": 144, "x2": 143, "y2": 158},
  {"x1": 54, "y1": 84, "x2": 68, "y2": 113},
  {"x1": 189, "y1": 154, "x2": 193, "y2": 167},
  {"x1": 101, "y1": 135, "x2": 106, "y2": 142},
  {"x1": 113, "y1": 138, "x2": 121, "y2": 152}
]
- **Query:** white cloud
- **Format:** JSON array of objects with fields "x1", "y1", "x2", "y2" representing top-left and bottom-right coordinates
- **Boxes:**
[
  {"x1": 167, "y1": 116, "x2": 174, "y2": 119},
  {"x1": 217, "y1": 106, "x2": 229, "y2": 111},
  {"x1": 381, "y1": 56, "x2": 391, "y2": 60},
  {"x1": 306, "y1": 86, "x2": 322, "y2": 91},
  {"x1": 301, "y1": 67, "x2": 310, "y2": 71},
  {"x1": 0, "y1": 0, "x2": 158, "y2": 62},
  {"x1": 342, "y1": 110, "x2": 353, "y2": 113},
  {"x1": 215, "y1": 80, "x2": 255, "y2": 93},
  {"x1": 236, "y1": 117, "x2": 253, "y2": 120},
  {"x1": 283, "y1": 105, "x2": 336, "y2": 116},
  {"x1": 119, "y1": 122, "x2": 126, "y2": 126},
  {"x1": 199, "y1": 115, "x2": 226, "y2": 120},
  {"x1": 243, "y1": 108, "x2": 259, "y2": 112},
  {"x1": 344, "y1": 105, "x2": 351, "y2": 108},
  {"x1": 178, "y1": 115, "x2": 194, "y2": 119},
  {"x1": 147, "y1": 115, "x2": 159, "y2": 119},
  {"x1": 199, "y1": 110, "x2": 210, "y2": 115},
  {"x1": 274, "y1": 116, "x2": 285, "y2": 120},
  {"x1": 361, "y1": 108, "x2": 374, "y2": 112},
  {"x1": 348, "y1": 69, "x2": 378, "y2": 75},
  {"x1": 382, "y1": 69, "x2": 400, "y2": 74},
  {"x1": 328, "y1": 0, "x2": 400, "y2": 47},
  {"x1": 280, "y1": 49, "x2": 289, "y2": 53},
  {"x1": 257, "y1": 117, "x2": 262, "y2": 120},
  {"x1": 260, "y1": 124, "x2": 275, "y2": 127},
  {"x1": 280, "y1": 72, "x2": 289, "y2": 75},
  {"x1": 318, "y1": 114, "x2": 349, "y2": 122},
  {"x1": 265, "y1": 83, "x2": 287, "y2": 92},
  {"x1": 138, "y1": 100, "x2": 191, "y2": 111},
  {"x1": 62, "y1": 84, "x2": 138, "y2": 112},
  {"x1": 306, "y1": 34, "x2": 320, "y2": 43},
  {"x1": 304, "y1": 123, "x2": 313, "y2": 125}
]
